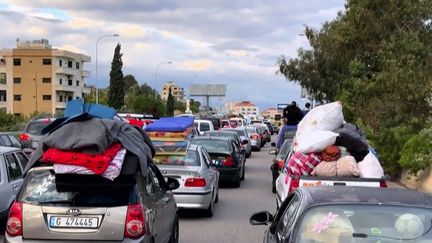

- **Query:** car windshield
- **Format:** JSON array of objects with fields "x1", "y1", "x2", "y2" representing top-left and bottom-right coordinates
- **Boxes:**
[
  {"x1": 222, "y1": 129, "x2": 246, "y2": 137},
  {"x1": 205, "y1": 132, "x2": 236, "y2": 140},
  {"x1": 246, "y1": 127, "x2": 257, "y2": 134},
  {"x1": 191, "y1": 139, "x2": 231, "y2": 152},
  {"x1": 295, "y1": 204, "x2": 432, "y2": 242},
  {"x1": 278, "y1": 139, "x2": 292, "y2": 159},
  {"x1": 25, "y1": 120, "x2": 52, "y2": 135},
  {"x1": 19, "y1": 170, "x2": 136, "y2": 207},
  {"x1": 154, "y1": 150, "x2": 200, "y2": 166}
]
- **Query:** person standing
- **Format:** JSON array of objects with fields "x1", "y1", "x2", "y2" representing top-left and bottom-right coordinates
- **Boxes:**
[
  {"x1": 302, "y1": 102, "x2": 311, "y2": 116},
  {"x1": 283, "y1": 101, "x2": 303, "y2": 125}
]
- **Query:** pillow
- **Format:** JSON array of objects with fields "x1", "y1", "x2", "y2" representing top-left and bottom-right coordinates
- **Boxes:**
[{"x1": 336, "y1": 156, "x2": 360, "y2": 177}]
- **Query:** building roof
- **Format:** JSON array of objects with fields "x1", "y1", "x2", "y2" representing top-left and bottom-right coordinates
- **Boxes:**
[{"x1": 235, "y1": 101, "x2": 256, "y2": 107}]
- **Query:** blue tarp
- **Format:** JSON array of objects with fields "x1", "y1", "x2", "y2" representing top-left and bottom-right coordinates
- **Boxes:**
[
  {"x1": 145, "y1": 117, "x2": 194, "y2": 132},
  {"x1": 65, "y1": 99, "x2": 116, "y2": 119}
]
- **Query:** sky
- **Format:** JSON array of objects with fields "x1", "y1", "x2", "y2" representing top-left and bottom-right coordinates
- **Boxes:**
[{"x1": 0, "y1": 0, "x2": 345, "y2": 111}]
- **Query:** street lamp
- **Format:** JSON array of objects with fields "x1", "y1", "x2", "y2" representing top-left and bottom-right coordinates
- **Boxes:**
[
  {"x1": 95, "y1": 34, "x2": 119, "y2": 104},
  {"x1": 154, "y1": 61, "x2": 172, "y2": 99}
]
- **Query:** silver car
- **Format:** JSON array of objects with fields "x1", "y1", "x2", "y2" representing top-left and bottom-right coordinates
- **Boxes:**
[
  {"x1": 154, "y1": 145, "x2": 219, "y2": 217},
  {"x1": 245, "y1": 126, "x2": 262, "y2": 151},
  {"x1": 221, "y1": 128, "x2": 252, "y2": 158},
  {"x1": 5, "y1": 163, "x2": 180, "y2": 243},
  {"x1": 19, "y1": 118, "x2": 56, "y2": 149},
  {"x1": 0, "y1": 147, "x2": 29, "y2": 223}
]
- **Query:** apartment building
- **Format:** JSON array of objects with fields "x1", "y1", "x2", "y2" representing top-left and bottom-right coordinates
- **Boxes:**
[
  {"x1": 234, "y1": 101, "x2": 260, "y2": 118},
  {"x1": 161, "y1": 81, "x2": 185, "y2": 101},
  {"x1": 0, "y1": 39, "x2": 90, "y2": 116},
  {"x1": 261, "y1": 107, "x2": 281, "y2": 119}
]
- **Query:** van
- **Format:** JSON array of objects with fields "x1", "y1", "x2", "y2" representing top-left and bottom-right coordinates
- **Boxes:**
[{"x1": 194, "y1": 119, "x2": 215, "y2": 135}]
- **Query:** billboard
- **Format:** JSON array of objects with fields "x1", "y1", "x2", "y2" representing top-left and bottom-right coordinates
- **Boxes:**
[{"x1": 189, "y1": 84, "x2": 226, "y2": 97}]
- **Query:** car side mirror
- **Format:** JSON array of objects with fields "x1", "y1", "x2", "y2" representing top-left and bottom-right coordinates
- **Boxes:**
[
  {"x1": 249, "y1": 211, "x2": 274, "y2": 225},
  {"x1": 242, "y1": 139, "x2": 248, "y2": 144},
  {"x1": 271, "y1": 142, "x2": 276, "y2": 147},
  {"x1": 166, "y1": 177, "x2": 180, "y2": 190},
  {"x1": 269, "y1": 149, "x2": 278, "y2": 155}
]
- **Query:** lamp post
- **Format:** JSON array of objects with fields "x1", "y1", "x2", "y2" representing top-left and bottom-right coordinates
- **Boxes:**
[
  {"x1": 95, "y1": 34, "x2": 119, "y2": 104},
  {"x1": 154, "y1": 61, "x2": 172, "y2": 99}
]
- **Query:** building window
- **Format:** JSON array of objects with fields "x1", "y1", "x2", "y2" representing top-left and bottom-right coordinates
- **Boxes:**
[
  {"x1": 68, "y1": 80, "x2": 72, "y2": 86},
  {"x1": 13, "y1": 58, "x2": 21, "y2": 66},
  {"x1": 59, "y1": 95, "x2": 63, "y2": 102},
  {"x1": 0, "y1": 73, "x2": 6, "y2": 84},
  {"x1": 43, "y1": 59, "x2": 52, "y2": 65},
  {"x1": 59, "y1": 60, "x2": 62, "y2": 67},
  {"x1": 43, "y1": 95, "x2": 51, "y2": 101},
  {"x1": 0, "y1": 90, "x2": 6, "y2": 102},
  {"x1": 14, "y1": 113, "x2": 21, "y2": 117},
  {"x1": 0, "y1": 58, "x2": 5, "y2": 65},
  {"x1": 13, "y1": 78, "x2": 21, "y2": 84},
  {"x1": 42, "y1": 78, "x2": 51, "y2": 83},
  {"x1": 68, "y1": 61, "x2": 72, "y2": 68},
  {"x1": 76, "y1": 62, "x2": 80, "y2": 69},
  {"x1": 76, "y1": 80, "x2": 80, "y2": 86},
  {"x1": 68, "y1": 96, "x2": 73, "y2": 101},
  {"x1": 59, "y1": 78, "x2": 62, "y2": 85},
  {"x1": 13, "y1": 95, "x2": 21, "y2": 101},
  {"x1": 76, "y1": 96, "x2": 79, "y2": 99}
]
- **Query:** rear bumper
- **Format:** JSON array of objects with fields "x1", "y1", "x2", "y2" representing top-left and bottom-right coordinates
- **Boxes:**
[
  {"x1": 5, "y1": 235, "x2": 150, "y2": 243},
  {"x1": 174, "y1": 191, "x2": 212, "y2": 210},
  {"x1": 217, "y1": 168, "x2": 240, "y2": 182}
]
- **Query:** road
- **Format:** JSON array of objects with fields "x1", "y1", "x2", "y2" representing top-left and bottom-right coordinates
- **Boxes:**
[{"x1": 179, "y1": 139, "x2": 276, "y2": 243}]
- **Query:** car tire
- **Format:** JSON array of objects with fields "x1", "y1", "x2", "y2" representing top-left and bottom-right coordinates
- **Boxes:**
[
  {"x1": 272, "y1": 183, "x2": 276, "y2": 193},
  {"x1": 215, "y1": 188, "x2": 219, "y2": 203},
  {"x1": 256, "y1": 146, "x2": 261, "y2": 152},
  {"x1": 241, "y1": 162, "x2": 245, "y2": 180},
  {"x1": 205, "y1": 195, "x2": 215, "y2": 217},
  {"x1": 168, "y1": 215, "x2": 179, "y2": 243},
  {"x1": 246, "y1": 152, "x2": 251, "y2": 158},
  {"x1": 233, "y1": 174, "x2": 241, "y2": 188}
]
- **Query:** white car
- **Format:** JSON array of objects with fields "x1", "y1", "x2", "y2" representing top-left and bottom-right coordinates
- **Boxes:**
[{"x1": 194, "y1": 119, "x2": 215, "y2": 135}]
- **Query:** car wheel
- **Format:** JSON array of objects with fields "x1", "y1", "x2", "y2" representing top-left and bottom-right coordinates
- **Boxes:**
[
  {"x1": 272, "y1": 183, "x2": 276, "y2": 193},
  {"x1": 205, "y1": 194, "x2": 215, "y2": 217},
  {"x1": 215, "y1": 188, "x2": 219, "y2": 203},
  {"x1": 168, "y1": 215, "x2": 179, "y2": 243},
  {"x1": 233, "y1": 174, "x2": 241, "y2": 188},
  {"x1": 241, "y1": 163, "x2": 245, "y2": 180},
  {"x1": 257, "y1": 146, "x2": 261, "y2": 152}
]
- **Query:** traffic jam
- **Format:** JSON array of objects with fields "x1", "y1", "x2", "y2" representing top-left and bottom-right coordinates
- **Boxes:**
[{"x1": 0, "y1": 100, "x2": 431, "y2": 243}]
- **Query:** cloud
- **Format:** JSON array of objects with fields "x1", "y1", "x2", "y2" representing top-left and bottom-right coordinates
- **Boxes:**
[{"x1": 178, "y1": 60, "x2": 213, "y2": 71}]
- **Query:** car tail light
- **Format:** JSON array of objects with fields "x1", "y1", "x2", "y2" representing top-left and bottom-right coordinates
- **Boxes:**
[
  {"x1": 19, "y1": 133, "x2": 30, "y2": 141},
  {"x1": 222, "y1": 156, "x2": 235, "y2": 166},
  {"x1": 6, "y1": 202, "x2": 23, "y2": 236},
  {"x1": 380, "y1": 179, "x2": 388, "y2": 188},
  {"x1": 277, "y1": 160, "x2": 284, "y2": 169},
  {"x1": 289, "y1": 178, "x2": 299, "y2": 193},
  {"x1": 250, "y1": 134, "x2": 259, "y2": 140},
  {"x1": 185, "y1": 177, "x2": 206, "y2": 187},
  {"x1": 124, "y1": 204, "x2": 146, "y2": 239}
]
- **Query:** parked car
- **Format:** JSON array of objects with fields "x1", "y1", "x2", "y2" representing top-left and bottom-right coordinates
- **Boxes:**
[
  {"x1": 203, "y1": 131, "x2": 246, "y2": 164},
  {"x1": 5, "y1": 163, "x2": 180, "y2": 243},
  {"x1": 269, "y1": 139, "x2": 292, "y2": 193},
  {"x1": 0, "y1": 147, "x2": 29, "y2": 225},
  {"x1": 0, "y1": 133, "x2": 33, "y2": 156},
  {"x1": 250, "y1": 187, "x2": 432, "y2": 243},
  {"x1": 254, "y1": 124, "x2": 271, "y2": 143},
  {"x1": 154, "y1": 144, "x2": 219, "y2": 217},
  {"x1": 221, "y1": 127, "x2": 252, "y2": 158},
  {"x1": 245, "y1": 126, "x2": 262, "y2": 151},
  {"x1": 190, "y1": 137, "x2": 244, "y2": 187},
  {"x1": 200, "y1": 117, "x2": 222, "y2": 130},
  {"x1": 193, "y1": 119, "x2": 215, "y2": 135},
  {"x1": 254, "y1": 125, "x2": 269, "y2": 145},
  {"x1": 229, "y1": 117, "x2": 247, "y2": 127},
  {"x1": 264, "y1": 121, "x2": 275, "y2": 135},
  {"x1": 19, "y1": 118, "x2": 56, "y2": 149}
]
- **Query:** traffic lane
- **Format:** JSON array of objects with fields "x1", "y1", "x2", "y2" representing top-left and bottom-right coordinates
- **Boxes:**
[{"x1": 179, "y1": 141, "x2": 276, "y2": 243}]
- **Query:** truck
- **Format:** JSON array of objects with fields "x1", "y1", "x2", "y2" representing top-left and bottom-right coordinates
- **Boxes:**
[{"x1": 275, "y1": 152, "x2": 387, "y2": 209}]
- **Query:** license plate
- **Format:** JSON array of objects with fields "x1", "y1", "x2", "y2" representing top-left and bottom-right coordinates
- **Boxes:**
[{"x1": 49, "y1": 216, "x2": 99, "y2": 229}]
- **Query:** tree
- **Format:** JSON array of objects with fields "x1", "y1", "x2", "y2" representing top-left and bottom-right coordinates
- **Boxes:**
[
  {"x1": 190, "y1": 99, "x2": 201, "y2": 113},
  {"x1": 123, "y1": 74, "x2": 138, "y2": 94},
  {"x1": 166, "y1": 87, "x2": 174, "y2": 116},
  {"x1": 278, "y1": 0, "x2": 432, "y2": 176},
  {"x1": 107, "y1": 43, "x2": 125, "y2": 110}
]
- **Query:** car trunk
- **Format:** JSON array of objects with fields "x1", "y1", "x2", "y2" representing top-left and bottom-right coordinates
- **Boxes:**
[
  {"x1": 208, "y1": 152, "x2": 237, "y2": 168},
  {"x1": 158, "y1": 165, "x2": 201, "y2": 192},
  {"x1": 22, "y1": 204, "x2": 127, "y2": 241}
]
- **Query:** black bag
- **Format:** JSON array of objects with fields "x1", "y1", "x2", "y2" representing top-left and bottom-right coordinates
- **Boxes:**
[{"x1": 335, "y1": 130, "x2": 369, "y2": 162}]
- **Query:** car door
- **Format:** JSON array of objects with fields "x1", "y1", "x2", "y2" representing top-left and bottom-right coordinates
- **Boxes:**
[
  {"x1": 9, "y1": 135, "x2": 24, "y2": 149},
  {"x1": 4, "y1": 152, "x2": 24, "y2": 197},
  {"x1": 15, "y1": 151, "x2": 29, "y2": 170},
  {"x1": 1, "y1": 135, "x2": 13, "y2": 148},
  {"x1": 0, "y1": 155, "x2": 13, "y2": 218},
  {"x1": 271, "y1": 194, "x2": 302, "y2": 243}
]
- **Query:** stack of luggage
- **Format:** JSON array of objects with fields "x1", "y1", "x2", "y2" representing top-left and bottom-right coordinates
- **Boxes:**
[
  {"x1": 286, "y1": 101, "x2": 384, "y2": 178},
  {"x1": 24, "y1": 99, "x2": 155, "y2": 193}
]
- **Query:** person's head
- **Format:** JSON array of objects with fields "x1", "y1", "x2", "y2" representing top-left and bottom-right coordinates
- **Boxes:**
[
  {"x1": 305, "y1": 103, "x2": 311, "y2": 109},
  {"x1": 291, "y1": 101, "x2": 297, "y2": 107}
]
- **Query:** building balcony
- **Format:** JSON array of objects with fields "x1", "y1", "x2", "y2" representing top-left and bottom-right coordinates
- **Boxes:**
[
  {"x1": 55, "y1": 85, "x2": 78, "y2": 93},
  {"x1": 81, "y1": 70, "x2": 90, "y2": 78},
  {"x1": 55, "y1": 102, "x2": 67, "y2": 109},
  {"x1": 55, "y1": 67, "x2": 76, "y2": 76}
]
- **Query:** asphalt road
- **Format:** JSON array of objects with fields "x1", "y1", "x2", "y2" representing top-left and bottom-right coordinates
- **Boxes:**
[{"x1": 178, "y1": 139, "x2": 276, "y2": 243}]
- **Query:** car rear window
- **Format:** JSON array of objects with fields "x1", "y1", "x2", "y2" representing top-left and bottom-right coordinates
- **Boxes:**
[
  {"x1": 25, "y1": 121, "x2": 52, "y2": 135},
  {"x1": 223, "y1": 129, "x2": 245, "y2": 137},
  {"x1": 154, "y1": 150, "x2": 200, "y2": 166},
  {"x1": 19, "y1": 170, "x2": 137, "y2": 207},
  {"x1": 246, "y1": 127, "x2": 257, "y2": 133},
  {"x1": 295, "y1": 204, "x2": 432, "y2": 242},
  {"x1": 191, "y1": 139, "x2": 231, "y2": 152}
]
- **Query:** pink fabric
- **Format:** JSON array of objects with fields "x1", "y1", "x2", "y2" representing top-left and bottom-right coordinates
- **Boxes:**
[
  {"x1": 53, "y1": 148, "x2": 127, "y2": 181},
  {"x1": 286, "y1": 152, "x2": 322, "y2": 176}
]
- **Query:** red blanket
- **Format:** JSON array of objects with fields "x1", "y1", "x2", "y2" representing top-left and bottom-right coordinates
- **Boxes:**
[{"x1": 42, "y1": 143, "x2": 122, "y2": 175}]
